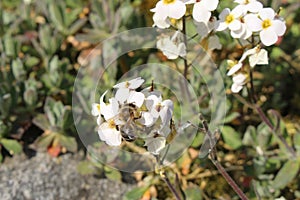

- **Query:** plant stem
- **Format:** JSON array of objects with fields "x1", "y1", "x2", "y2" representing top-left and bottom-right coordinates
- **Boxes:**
[
  {"x1": 255, "y1": 105, "x2": 297, "y2": 158},
  {"x1": 200, "y1": 115, "x2": 249, "y2": 200},
  {"x1": 161, "y1": 172, "x2": 183, "y2": 200},
  {"x1": 248, "y1": 67, "x2": 297, "y2": 158},
  {"x1": 182, "y1": 16, "x2": 189, "y2": 79},
  {"x1": 210, "y1": 158, "x2": 249, "y2": 200}
]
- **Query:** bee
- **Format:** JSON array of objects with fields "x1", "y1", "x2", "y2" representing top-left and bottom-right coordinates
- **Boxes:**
[{"x1": 115, "y1": 103, "x2": 143, "y2": 142}]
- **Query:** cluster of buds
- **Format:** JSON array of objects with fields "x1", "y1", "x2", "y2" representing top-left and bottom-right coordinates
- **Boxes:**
[{"x1": 91, "y1": 77, "x2": 174, "y2": 155}]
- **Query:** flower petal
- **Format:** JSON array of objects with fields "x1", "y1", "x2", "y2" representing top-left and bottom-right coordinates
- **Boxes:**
[
  {"x1": 115, "y1": 88, "x2": 130, "y2": 104},
  {"x1": 247, "y1": 1, "x2": 263, "y2": 13},
  {"x1": 153, "y1": 13, "x2": 171, "y2": 29},
  {"x1": 215, "y1": 21, "x2": 228, "y2": 31},
  {"x1": 244, "y1": 14, "x2": 262, "y2": 32},
  {"x1": 91, "y1": 103, "x2": 100, "y2": 116},
  {"x1": 233, "y1": 73, "x2": 247, "y2": 84},
  {"x1": 219, "y1": 8, "x2": 230, "y2": 20},
  {"x1": 193, "y1": 3, "x2": 211, "y2": 22},
  {"x1": 228, "y1": 19, "x2": 241, "y2": 31},
  {"x1": 144, "y1": 137, "x2": 166, "y2": 155},
  {"x1": 202, "y1": 0, "x2": 219, "y2": 11},
  {"x1": 259, "y1": 8, "x2": 275, "y2": 20},
  {"x1": 272, "y1": 20, "x2": 286, "y2": 36},
  {"x1": 231, "y1": 83, "x2": 243, "y2": 93},
  {"x1": 128, "y1": 91, "x2": 145, "y2": 108},
  {"x1": 249, "y1": 49, "x2": 268, "y2": 67},
  {"x1": 168, "y1": 1, "x2": 186, "y2": 19},
  {"x1": 208, "y1": 35, "x2": 222, "y2": 50},
  {"x1": 260, "y1": 28, "x2": 277, "y2": 46},
  {"x1": 227, "y1": 63, "x2": 243, "y2": 76}
]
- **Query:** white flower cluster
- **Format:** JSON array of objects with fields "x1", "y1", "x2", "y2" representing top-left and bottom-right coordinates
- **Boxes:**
[
  {"x1": 156, "y1": 31, "x2": 186, "y2": 60},
  {"x1": 227, "y1": 46, "x2": 268, "y2": 93},
  {"x1": 151, "y1": 0, "x2": 287, "y2": 93},
  {"x1": 216, "y1": 1, "x2": 286, "y2": 46},
  {"x1": 91, "y1": 77, "x2": 174, "y2": 155}
]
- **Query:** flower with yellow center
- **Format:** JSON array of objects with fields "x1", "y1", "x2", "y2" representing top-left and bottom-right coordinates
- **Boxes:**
[
  {"x1": 244, "y1": 8, "x2": 286, "y2": 46},
  {"x1": 150, "y1": 0, "x2": 186, "y2": 20},
  {"x1": 225, "y1": 14, "x2": 235, "y2": 24},
  {"x1": 215, "y1": 7, "x2": 243, "y2": 32}
]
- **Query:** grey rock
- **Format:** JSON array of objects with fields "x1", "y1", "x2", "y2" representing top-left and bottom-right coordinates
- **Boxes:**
[{"x1": 0, "y1": 152, "x2": 134, "y2": 200}]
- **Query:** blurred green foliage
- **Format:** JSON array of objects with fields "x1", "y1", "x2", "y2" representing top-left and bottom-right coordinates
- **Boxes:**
[{"x1": 0, "y1": 0, "x2": 300, "y2": 199}]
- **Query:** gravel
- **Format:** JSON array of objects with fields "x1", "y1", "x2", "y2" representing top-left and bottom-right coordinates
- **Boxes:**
[{"x1": 0, "y1": 152, "x2": 134, "y2": 200}]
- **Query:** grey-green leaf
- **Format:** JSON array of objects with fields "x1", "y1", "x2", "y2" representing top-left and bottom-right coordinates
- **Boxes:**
[
  {"x1": 221, "y1": 126, "x2": 242, "y2": 150},
  {"x1": 272, "y1": 159, "x2": 300, "y2": 189}
]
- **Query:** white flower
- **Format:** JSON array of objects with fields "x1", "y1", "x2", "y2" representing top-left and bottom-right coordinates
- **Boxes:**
[
  {"x1": 146, "y1": 94, "x2": 174, "y2": 126},
  {"x1": 215, "y1": 7, "x2": 244, "y2": 33},
  {"x1": 98, "y1": 119, "x2": 122, "y2": 146},
  {"x1": 231, "y1": 73, "x2": 247, "y2": 93},
  {"x1": 192, "y1": 0, "x2": 219, "y2": 23},
  {"x1": 227, "y1": 60, "x2": 243, "y2": 76},
  {"x1": 194, "y1": 17, "x2": 216, "y2": 38},
  {"x1": 157, "y1": 31, "x2": 186, "y2": 60},
  {"x1": 208, "y1": 35, "x2": 222, "y2": 50},
  {"x1": 241, "y1": 46, "x2": 268, "y2": 67},
  {"x1": 244, "y1": 8, "x2": 286, "y2": 46},
  {"x1": 114, "y1": 77, "x2": 145, "y2": 105},
  {"x1": 150, "y1": 0, "x2": 186, "y2": 20},
  {"x1": 227, "y1": 46, "x2": 268, "y2": 76},
  {"x1": 234, "y1": 0, "x2": 263, "y2": 14},
  {"x1": 91, "y1": 91, "x2": 109, "y2": 125},
  {"x1": 144, "y1": 136, "x2": 166, "y2": 155},
  {"x1": 113, "y1": 77, "x2": 144, "y2": 90},
  {"x1": 153, "y1": 13, "x2": 171, "y2": 29},
  {"x1": 230, "y1": 23, "x2": 252, "y2": 40}
]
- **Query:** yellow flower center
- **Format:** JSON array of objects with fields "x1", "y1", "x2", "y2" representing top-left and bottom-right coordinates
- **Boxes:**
[
  {"x1": 125, "y1": 81, "x2": 130, "y2": 88},
  {"x1": 97, "y1": 104, "x2": 101, "y2": 111},
  {"x1": 108, "y1": 119, "x2": 116, "y2": 129},
  {"x1": 262, "y1": 19, "x2": 272, "y2": 29},
  {"x1": 163, "y1": 0, "x2": 176, "y2": 5},
  {"x1": 225, "y1": 14, "x2": 234, "y2": 24}
]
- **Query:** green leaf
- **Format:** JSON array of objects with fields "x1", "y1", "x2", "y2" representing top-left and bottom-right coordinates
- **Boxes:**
[
  {"x1": 0, "y1": 138, "x2": 22, "y2": 155},
  {"x1": 35, "y1": 133, "x2": 55, "y2": 148},
  {"x1": 294, "y1": 132, "x2": 300, "y2": 153},
  {"x1": 12, "y1": 58, "x2": 26, "y2": 81},
  {"x1": 4, "y1": 35, "x2": 16, "y2": 57},
  {"x1": 123, "y1": 186, "x2": 149, "y2": 200},
  {"x1": 62, "y1": 106, "x2": 73, "y2": 130},
  {"x1": 25, "y1": 56, "x2": 40, "y2": 67},
  {"x1": 58, "y1": 134, "x2": 77, "y2": 152},
  {"x1": 104, "y1": 166, "x2": 122, "y2": 182},
  {"x1": 242, "y1": 126, "x2": 257, "y2": 146},
  {"x1": 221, "y1": 126, "x2": 242, "y2": 150},
  {"x1": 49, "y1": 3, "x2": 65, "y2": 32},
  {"x1": 33, "y1": 114, "x2": 50, "y2": 131},
  {"x1": 185, "y1": 186, "x2": 202, "y2": 200},
  {"x1": 223, "y1": 112, "x2": 240, "y2": 124},
  {"x1": 24, "y1": 88, "x2": 38, "y2": 106},
  {"x1": 77, "y1": 160, "x2": 98, "y2": 175},
  {"x1": 68, "y1": 18, "x2": 88, "y2": 35},
  {"x1": 272, "y1": 160, "x2": 300, "y2": 189}
]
